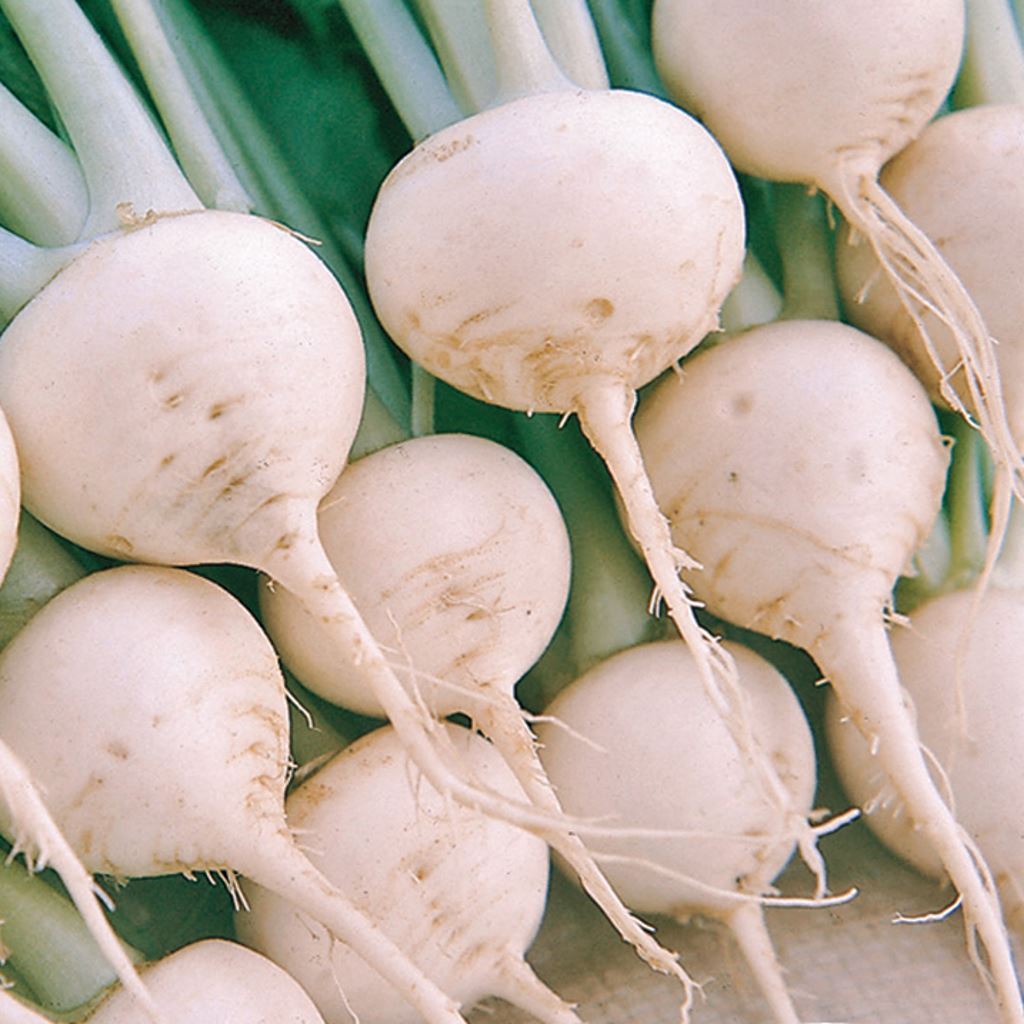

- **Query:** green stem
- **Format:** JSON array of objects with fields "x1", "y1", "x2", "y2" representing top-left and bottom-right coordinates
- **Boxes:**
[
  {"x1": 0, "y1": 858, "x2": 137, "y2": 1014},
  {"x1": 0, "y1": 229, "x2": 77, "y2": 323},
  {"x1": 585, "y1": 0, "x2": 666, "y2": 95},
  {"x1": 946, "y1": 414, "x2": 990, "y2": 588},
  {"x1": 413, "y1": 0, "x2": 497, "y2": 113},
  {"x1": 332, "y1": 0, "x2": 467, "y2": 437},
  {"x1": 485, "y1": 0, "x2": 574, "y2": 105},
  {"x1": 531, "y1": 0, "x2": 609, "y2": 88},
  {"x1": 336, "y1": 0, "x2": 463, "y2": 140},
  {"x1": 0, "y1": 513, "x2": 86, "y2": 651},
  {"x1": 108, "y1": 0, "x2": 252, "y2": 214},
  {"x1": 410, "y1": 365, "x2": 436, "y2": 437},
  {"x1": 514, "y1": 413, "x2": 660, "y2": 678},
  {"x1": 773, "y1": 183, "x2": 839, "y2": 321},
  {"x1": 0, "y1": 82, "x2": 87, "y2": 246},
  {"x1": 0, "y1": 0, "x2": 200, "y2": 239},
  {"x1": 954, "y1": 0, "x2": 1024, "y2": 107},
  {"x1": 156, "y1": 0, "x2": 411, "y2": 429},
  {"x1": 350, "y1": 387, "x2": 409, "y2": 460}
]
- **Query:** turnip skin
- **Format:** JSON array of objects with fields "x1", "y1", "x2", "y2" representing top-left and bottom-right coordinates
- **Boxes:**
[
  {"x1": 0, "y1": 209, "x2": 362, "y2": 568},
  {"x1": 85, "y1": 940, "x2": 327, "y2": 1024},
  {"x1": 537, "y1": 639, "x2": 817, "y2": 1024},
  {"x1": 365, "y1": 88, "x2": 743, "y2": 416},
  {"x1": 827, "y1": 586, "x2": 1024, "y2": 927},
  {"x1": 635, "y1": 319, "x2": 1024, "y2": 1021},
  {"x1": 836, "y1": 104, "x2": 1024, "y2": 441},
  {"x1": 237, "y1": 724, "x2": 575, "y2": 1024}
]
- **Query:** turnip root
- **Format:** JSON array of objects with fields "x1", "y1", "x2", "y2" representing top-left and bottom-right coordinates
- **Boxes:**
[
  {"x1": 237, "y1": 723, "x2": 577, "y2": 1024},
  {"x1": 827, "y1": 585, "x2": 1024, "y2": 931},
  {"x1": 651, "y1": 0, "x2": 1023, "y2": 505},
  {"x1": 635, "y1": 318, "x2": 1024, "y2": 1021},
  {"x1": 0, "y1": 565, "x2": 472, "y2": 1024},
  {"x1": 260, "y1": 430, "x2": 683, "y2": 991},
  {"x1": 537, "y1": 639, "x2": 822, "y2": 1024}
]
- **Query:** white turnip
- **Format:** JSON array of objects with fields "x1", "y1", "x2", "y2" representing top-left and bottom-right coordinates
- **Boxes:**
[
  {"x1": 237, "y1": 723, "x2": 576, "y2": 1024},
  {"x1": 537, "y1": 639, "x2": 824, "y2": 1024},
  {"x1": 836, "y1": 103, "x2": 1024, "y2": 582}
]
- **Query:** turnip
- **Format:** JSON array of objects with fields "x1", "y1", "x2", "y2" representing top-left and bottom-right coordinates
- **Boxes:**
[
  {"x1": 536, "y1": 639, "x2": 831, "y2": 1024},
  {"x1": 237, "y1": 723, "x2": 577, "y2": 1024},
  {"x1": 260, "y1": 430, "x2": 686, "y2": 988},
  {"x1": 827, "y1": 585, "x2": 1024, "y2": 932},
  {"x1": 651, "y1": 0, "x2": 1024, "y2": 506},
  {"x1": 0, "y1": 564, "x2": 474, "y2": 1024},
  {"x1": 0, "y1": 939, "x2": 329, "y2": 1024},
  {"x1": 90, "y1": 940, "x2": 328, "y2": 1024},
  {"x1": 634, "y1": 317, "x2": 1024, "y2": 1021},
  {"x1": 362, "y1": 0, "x2": 790, "y2": 852}
]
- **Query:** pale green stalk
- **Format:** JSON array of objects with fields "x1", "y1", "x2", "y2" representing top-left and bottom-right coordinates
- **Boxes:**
[
  {"x1": 350, "y1": 388, "x2": 410, "y2": 460},
  {"x1": 514, "y1": 415, "x2": 660, "y2": 684},
  {"x1": 413, "y1": 0, "x2": 497, "y2": 112},
  {"x1": 773, "y1": 183, "x2": 839, "y2": 321},
  {"x1": 0, "y1": 82, "x2": 86, "y2": 246},
  {"x1": 485, "y1": 0, "x2": 573, "y2": 104},
  {"x1": 330, "y1": 0, "x2": 465, "y2": 436},
  {"x1": 336, "y1": 0, "x2": 462, "y2": 139},
  {"x1": 946, "y1": 416, "x2": 990, "y2": 589},
  {"x1": 109, "y1": 0, "x2": 252, "y2": 213},
  {"x1": 154, "y1": 0, "x2": 411, "y2": 428},
  {"x1": 531, "y1": 0, "x2": 609, "y2": 88},
  {"x1": 954, "y1": 0, "x2": 1024, "y2": 107},
  {"x1": 0, "y1": 229, "x2": 77, "y2": 324},
  {"x1": 0, "y1": 0, "x2": 200, "y2": 239},
  {"x1": 585, "y1": 0, "x2": 666, "y2": 94},
  {"x1": 0, "y1": 858, "x2": 140, "y2": 1014}
]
